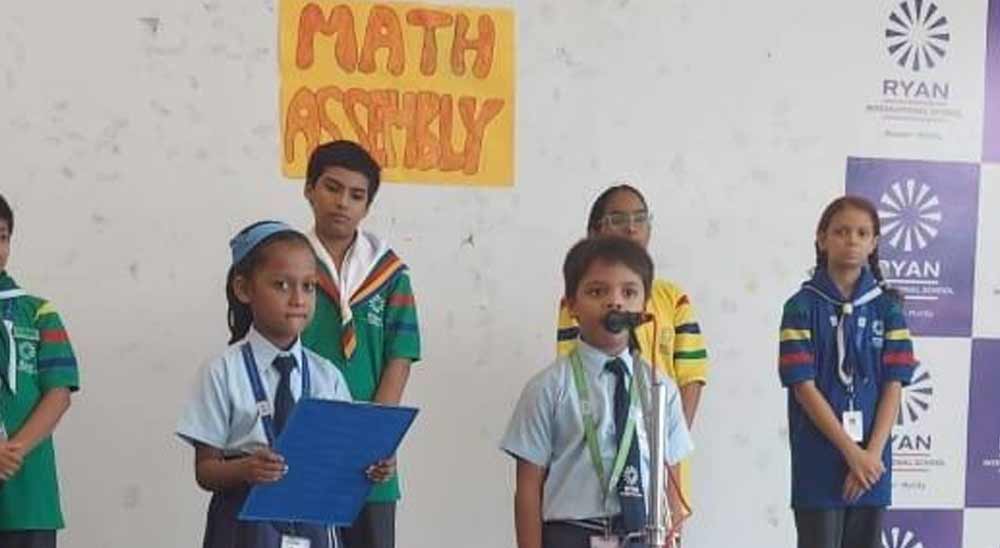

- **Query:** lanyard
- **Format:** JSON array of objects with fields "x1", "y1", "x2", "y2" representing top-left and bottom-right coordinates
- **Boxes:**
[
  {"x1": 0, "y1": 290, "x2": 25, "y2": 395},
  {"x1": 240, "y1": 343, "x2": 311, "y2": 446},
  {"x1": 805, "y1": 285, "x2": 881, "y2": 404},
  {"x1": 570, "y1": 351, "x2": 642, "y2": 504}
]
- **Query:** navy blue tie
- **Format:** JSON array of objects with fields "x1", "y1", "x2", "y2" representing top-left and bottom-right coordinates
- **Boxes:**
[
  {"x1": 272, "y1": 355, "x2": 297, "y2": 437},
  {"x1": 606, "y1": 358, "x2": 647, "y2": 535}
]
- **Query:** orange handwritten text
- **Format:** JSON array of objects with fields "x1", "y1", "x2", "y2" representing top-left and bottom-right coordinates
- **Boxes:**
[
  {"x1": 285, "y1": 86, "x2": 504, "y2": 175},
  {"x1": 282, "y1": 1, "x2": 513, "y2": 184}
]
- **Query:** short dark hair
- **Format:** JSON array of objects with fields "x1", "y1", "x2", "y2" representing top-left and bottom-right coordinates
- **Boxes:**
[
  {"x1": 305, "y1": 140, "x2": 381, "y2": 205},
  {"x1": 0, "y1": 194, "x2": 13, "y2": 234},
  {"x1": 586, "y1": 184, "x2": 649, "y2": 233},
  {"x1": 563, "y1": 236, "x2": 654, "y2": 300}
]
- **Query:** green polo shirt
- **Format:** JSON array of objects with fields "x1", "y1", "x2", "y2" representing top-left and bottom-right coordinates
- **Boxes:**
[
  {"x1": 0, "y1": 272, "x2": 79, "y2": 531},
  {"x1": 302, "y1": 259, "x2": 421, "y2": 503}
]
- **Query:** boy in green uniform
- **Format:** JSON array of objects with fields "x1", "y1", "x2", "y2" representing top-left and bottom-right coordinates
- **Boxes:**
[
  {"x1": 301, "y1": 141, "x2": 421, "y2": 548},
  {"x1": 0, "y1": 194, "x2": 80, "y2": 548}
]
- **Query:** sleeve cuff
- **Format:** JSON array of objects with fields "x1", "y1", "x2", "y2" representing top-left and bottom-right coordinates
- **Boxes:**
[{"x1": 780, "y1": 367, "x2": 816, "y2": 387}]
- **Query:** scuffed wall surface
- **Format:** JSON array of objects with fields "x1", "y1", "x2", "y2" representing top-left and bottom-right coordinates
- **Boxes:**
[{"x1": 4, "y1": 1, "x2": 985, "y2": 546}]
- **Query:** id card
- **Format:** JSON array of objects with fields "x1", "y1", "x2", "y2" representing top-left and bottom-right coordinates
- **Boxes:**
[
  {"x1": 281, "y1": 536, "x2": 311, "y2": 548},
  {"x1": 590, "y1": 536, "x2": 621, "y2": 548},
  {"x1": 842, "y1": 410, "x2": 863, "y2": 442}
]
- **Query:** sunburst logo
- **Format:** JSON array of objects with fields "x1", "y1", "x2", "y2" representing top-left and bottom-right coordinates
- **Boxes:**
[
  {"x1": 878, "y1": 178, "x2": 943, "y2": 252},
  {"x1": 885, "y1": 0, "x2": 950, "y2": 72},
  {"x1": 882, "y1": 527, "x2": 925, "y2": 548},
  {"x1": 897, "y1": 362, "x2": 932, "y2": 427}
]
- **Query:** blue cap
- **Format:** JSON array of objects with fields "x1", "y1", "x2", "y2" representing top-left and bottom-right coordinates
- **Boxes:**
[{"x1": 229, "y1": 220, "x2": 296, "y2": 265}]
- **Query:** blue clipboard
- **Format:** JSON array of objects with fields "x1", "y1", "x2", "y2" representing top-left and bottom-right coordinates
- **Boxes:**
[{"x1": 239, "y1": 399, "x2": 418, "y2": 526}]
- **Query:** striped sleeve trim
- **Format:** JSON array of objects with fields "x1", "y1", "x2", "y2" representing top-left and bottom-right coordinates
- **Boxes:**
[
  {"x1": 883, "y1": 351, "x2": 916, "y2": 366},
  {"x1": 41, "y1": 328, "x2": 69, "y2": 343},
  {"x1": 674, "y1": 349, "x2": 707, "y2": 360},
  {"x1": 38, "y1": 356, "x2": 78, "y2": 370},
  {"x1": 885, "y1": 329, "x2": 911, "y2": 341},
  {"x1": 386, "y1": 321, "x2": 419, "y2": 333},
  {"x1": 675, "y1": 322, "x2": 701, "y2": 334},
  {"x1": 388, "y1": 294, "x2": 416, "y2": 307},
  {"x1": 34, "y1": 302, "x2": 57, "y2": 319},
  {"x1": 780, "y1": 329, "x2": 810, "y2": 342},
  {"x1": 780, "y1": 351, "x2": 814, "y2": 367}
]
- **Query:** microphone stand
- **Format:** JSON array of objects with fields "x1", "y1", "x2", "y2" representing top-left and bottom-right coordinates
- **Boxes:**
[{"x1": 628, "y1": 327, "x2": 675, "y2": 548}]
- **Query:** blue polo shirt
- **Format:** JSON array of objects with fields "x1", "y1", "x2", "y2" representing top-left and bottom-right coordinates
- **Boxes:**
[{"x1": 778, "y1": 268, "x2": 917, "y2": 509}]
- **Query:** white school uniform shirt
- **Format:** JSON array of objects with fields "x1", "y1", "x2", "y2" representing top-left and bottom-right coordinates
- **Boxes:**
[
  {"x1": 500, "y1": 339, "x2": 694, "y2": 522},
  {"x1": 176, "y1": 327, "x2": 353, "y2": 455}
]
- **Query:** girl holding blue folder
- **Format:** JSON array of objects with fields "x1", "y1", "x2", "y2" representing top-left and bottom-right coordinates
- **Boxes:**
[{"x1": 177, "y1": 221, "x2": 393, "y2": 548}]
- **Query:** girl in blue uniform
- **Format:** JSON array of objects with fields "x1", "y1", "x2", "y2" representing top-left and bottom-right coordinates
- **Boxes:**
[
  {"x1": 778, "y1": 196, "x2": 917, "y2": 548},
  {"x1": 177, "y1": 221, "x2": 391, "y2": 548}
]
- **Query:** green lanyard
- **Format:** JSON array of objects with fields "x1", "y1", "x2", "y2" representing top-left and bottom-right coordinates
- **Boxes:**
[{"x1": 570, "y1": 350, "x2": 642, "y2": 503}]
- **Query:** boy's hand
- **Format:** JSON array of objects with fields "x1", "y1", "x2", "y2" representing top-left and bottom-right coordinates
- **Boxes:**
[
  {"x1": 0, "y1": 441, "x2": 25, "y2": 479},
  {"x1": 242, "y1": 448, "x2": 287, "y2": 484},
  {"x1": 366, "y1": 457, "x2": 396, "y2": 483},
  {"x1": 842, "y1": 474, "x2": 866, "y2": 502},
  {"x1": 845, "y1": 445, "x2": 884, "y2": 490}
]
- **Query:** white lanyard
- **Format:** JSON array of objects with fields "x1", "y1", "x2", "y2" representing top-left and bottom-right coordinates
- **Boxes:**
[
  {"x1": 806, "y1": 285, "x2": 881, "y2": 396},
  {"x1": 0, "y1": 289, "x2": 26, "y2": 394}
]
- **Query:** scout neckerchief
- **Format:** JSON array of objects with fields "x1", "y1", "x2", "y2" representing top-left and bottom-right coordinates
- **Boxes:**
[
  {"x1": 241, "y1": 342, "x2": 311, "y2": 446},
  {"x1": 569, "y1": 349, "x2": 646, "y2": 511},
  {"x1": 314, "y1": 235, "x2": 405, "y2": 360},
  {"x1": 0, "y1": 284, "x2": 27, "y2": 394},
  {"x1": 803, "y1": 268, "x2": 881, "y2": 402}
]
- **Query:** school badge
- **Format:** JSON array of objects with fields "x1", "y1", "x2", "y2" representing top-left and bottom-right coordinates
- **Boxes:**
[
  {"x1": 17, "y1": 340, "x2": 36, "y2": 373},
  {"x1": 622, "y1": 465, "x2": 642, "y2": 497},
  {"x1": 872, "y1": 319, "x2": 885, "y2": 348},
  {"x1": 366, "y1": 294, "x2": 385, "y2": 327}
]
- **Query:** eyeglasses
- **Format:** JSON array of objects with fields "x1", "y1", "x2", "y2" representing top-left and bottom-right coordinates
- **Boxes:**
[{"x1": 601, "y1": 211, "x2": 652, "y2": 230}]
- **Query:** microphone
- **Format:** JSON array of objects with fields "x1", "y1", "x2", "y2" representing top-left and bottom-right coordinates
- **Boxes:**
[{"x1": 602, "y1": 311, "x2": 654, "y2": 333}]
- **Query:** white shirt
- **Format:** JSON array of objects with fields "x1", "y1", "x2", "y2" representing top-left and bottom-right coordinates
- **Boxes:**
[
  {"x1": 176, "y1": 327, "x2": 353, "y2": 455},
  {"x1": 500, "y1": 339, "x2": 693, "y2": 521}
]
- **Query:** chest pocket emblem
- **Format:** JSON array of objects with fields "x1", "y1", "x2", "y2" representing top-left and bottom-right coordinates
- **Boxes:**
[
  {"x1": 16, "y1": 339, "x2": 38, "y2": 373},
  {"x1": 366, "y1": 294, "x2": 385, "y2": 327},
  {"x1": 871, "y1": 319, "x2": 884, "y2": 349}
]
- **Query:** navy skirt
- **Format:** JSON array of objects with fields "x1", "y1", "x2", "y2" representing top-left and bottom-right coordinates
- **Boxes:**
[{"x1": 203, "y1": 484, "x2": 334, "y2": 548}]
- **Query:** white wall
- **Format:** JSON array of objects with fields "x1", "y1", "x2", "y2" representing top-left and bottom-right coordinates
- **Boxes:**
[{"x1": 0, "y1": 1, "x2": 987, "y2": 547}]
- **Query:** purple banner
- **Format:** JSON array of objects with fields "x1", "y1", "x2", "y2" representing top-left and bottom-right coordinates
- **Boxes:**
[
  {"x1": 985, "y1": 0, "x2": 1000, "y2": 162},
  {"x1": 882, "y1": 509, "x2": 964, "y2": 548},
  {"x1": 967, "y1": 339, "x2": 1000, "y2": 507},
  {"x1": 846, "y1": 158, "x2": 979, "y2": 337}
]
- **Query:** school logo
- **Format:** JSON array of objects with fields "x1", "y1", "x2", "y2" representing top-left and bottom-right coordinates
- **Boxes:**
[
  {"x1": 878, "y1": 179, "x2": 942, "y2": 252},
  {"x1": 897, "y1": 362, "x2": 932, "y2": 427},
  {"x1": 366, "y1": 294, "x2": 385, "y2": 328},
  {"x1": 885, "y1": 0, "x2": 950, "y2": 72},
  {"x1": 882, "y1": 510, "x2": 964, "y2": 546},
  {"x1": 623, "y1": 465, "x2": 639, "y2": 487},
  {"x1": 16, "y1": 340, "x2": 36, "y2": 373},
  {"x1": 872, "y1": 319, "x2": 885, "y2": 348},
  {"x1": 622, "y1": 465, "x2": 642, "y2": 497},
  {"x1": 881, "y1": 526, "x2": 924, "y2": 548},
  {"x1": 847, "y1": 157, "x2": 979, "y2": 338},
  {"x1": 873, "y1": 319, "x2": 885, "y2": 336}
]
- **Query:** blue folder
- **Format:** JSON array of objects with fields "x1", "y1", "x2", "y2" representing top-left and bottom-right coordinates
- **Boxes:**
[{"x1": 239, "y1": 398, "x2": 418, "y2": 526}]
